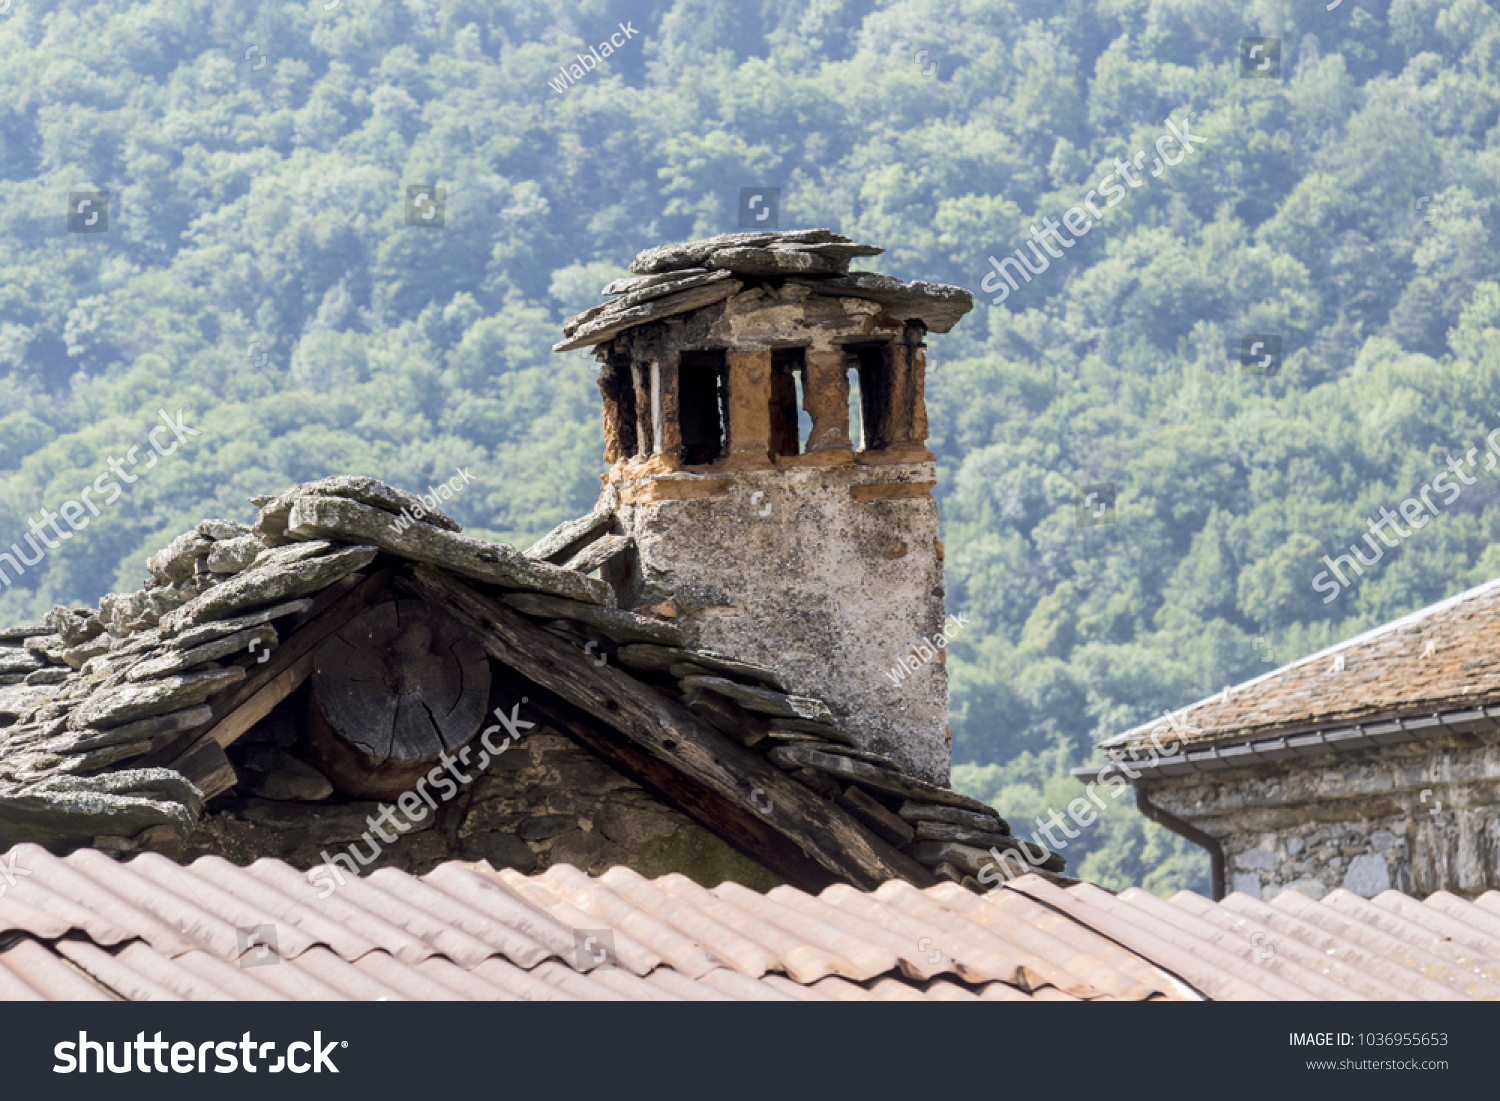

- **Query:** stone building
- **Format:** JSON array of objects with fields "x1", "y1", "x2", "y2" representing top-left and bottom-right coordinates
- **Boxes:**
[
  {"x1": 0, "y1": 231, "x2": 1065, "y2": 897},
  {"x1": 1079, "y1": 576, "x2": 1500, "y2": 901}
]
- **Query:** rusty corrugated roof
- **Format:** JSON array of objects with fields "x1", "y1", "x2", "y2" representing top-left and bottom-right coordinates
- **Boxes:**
[
  {"x1": 1104, "y1": 575, "x2": 1500, "y2": 752},
  {"x1": 3, "y1": 844, "x2": 1499, "y2": 1000}
]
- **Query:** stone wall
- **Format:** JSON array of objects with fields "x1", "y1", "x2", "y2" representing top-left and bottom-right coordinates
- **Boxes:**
[
  {"x1": 1148, "y1": 728, "x2": 1500, "y2": 900},
  {"x1": 174, "y1": 694, "x2": 781, "y2": 892},
  {"x1": 613, "y1": 461, "x2": 950, "y2": 785}
]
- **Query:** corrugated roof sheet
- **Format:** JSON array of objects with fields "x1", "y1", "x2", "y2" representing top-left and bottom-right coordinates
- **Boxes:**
[
  {"x1": 1105, "y1": 575, "x2": 1500, "y2": 750},
  {"x1": 1, "y1": 844, "x2": 1497, "y2": 1000}
]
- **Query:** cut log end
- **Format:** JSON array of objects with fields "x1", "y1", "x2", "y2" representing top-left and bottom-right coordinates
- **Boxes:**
[{"x1": 307, "y1": 597, "x2": 490, "y2": 798}]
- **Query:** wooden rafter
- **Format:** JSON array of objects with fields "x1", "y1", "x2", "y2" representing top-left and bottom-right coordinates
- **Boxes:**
[{"x1": 398, "y1": 565, "x2": 935, "y2": 892}]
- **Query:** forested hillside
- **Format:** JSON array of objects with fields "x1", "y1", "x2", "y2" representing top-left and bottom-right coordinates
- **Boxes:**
[{"x1": 4, "y1": 0, "x2": 1500, "y2": 891}]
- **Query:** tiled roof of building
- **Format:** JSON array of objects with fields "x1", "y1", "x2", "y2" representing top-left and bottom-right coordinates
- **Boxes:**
[
  {"x1": 1103, "y1": 575, "x2": 1500, "y2": 755},
  {"x1": 4, "y1": 845, "x2": 1500, "y2": 1001}
]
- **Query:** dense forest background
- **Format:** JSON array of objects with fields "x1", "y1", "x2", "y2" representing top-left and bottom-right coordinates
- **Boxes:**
[{"x1": 4, "y1": 0, "x2": 1500, "y2": 892}]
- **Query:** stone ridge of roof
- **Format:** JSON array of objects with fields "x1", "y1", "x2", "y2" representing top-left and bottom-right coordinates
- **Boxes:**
[{"x1": 1101, "y1": 572, "x2": 1500, "y2": 753}]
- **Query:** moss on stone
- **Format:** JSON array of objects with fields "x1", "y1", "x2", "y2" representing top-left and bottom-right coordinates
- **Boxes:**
[{"x1": 641, "y1": 820, "x2": 782, "y2": 892}]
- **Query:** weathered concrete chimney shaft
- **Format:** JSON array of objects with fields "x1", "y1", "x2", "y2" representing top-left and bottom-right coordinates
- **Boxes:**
[{"x1": 556, "y1": 231, "x2": 973, "y2": 785}]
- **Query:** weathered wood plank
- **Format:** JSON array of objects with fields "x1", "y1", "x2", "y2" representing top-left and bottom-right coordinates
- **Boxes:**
[
  {"x1": 898, "y1": 799, "x2": 1008, "y2": 835},
  {"x1": 768, "y1": 742, "x2": 999, "y2": 813},
  {"x1": 681, "y1": 687, "x2": 770, "y2": 747},
  {"x1": 500, "y1": 592, "x2": 683, "y2": 646},
  {"x1": 905, "y1": 839, "x2": 1066, "y2": 876},
  {"x1": 839, "y1": 785, "x2": 914, "y2": 846},
  {"x1": 678, "y1": 675, "x2": 833, "y2": 723},
  {"x1": 201, "y1": 654, "x2": 315, "y2": 750},
  {"x1": 399, "y1": 565, "x2": 934, "y2": 891},
  {"x1": 174, "y1": 738, "x2": 237, "y2": 801},
  {"x1": 143, "y1": 569, "x2": 395, "y2": 769}
]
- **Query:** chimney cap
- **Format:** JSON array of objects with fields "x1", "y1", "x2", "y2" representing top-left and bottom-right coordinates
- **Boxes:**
[
  {"x1": 629, "y1": 228, "x2": 879, "y2": 275},
  {"x1": 554, "y1": 231, "x2": 973, "y2": 353}
]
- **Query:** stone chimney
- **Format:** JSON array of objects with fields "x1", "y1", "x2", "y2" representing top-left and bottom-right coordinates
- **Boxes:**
[{"x1": 555, "y1": 231, "x2": 972, "y2": 785}]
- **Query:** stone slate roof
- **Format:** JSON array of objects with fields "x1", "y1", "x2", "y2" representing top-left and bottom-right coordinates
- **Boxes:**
[
  {"x1": 0, "y1": 477, "x2": 1057, "y2": 893},
  {"x1": 1103, "y1": 575, "x2": 1500, "y2": 755},
  {"x1": 553, "y1": 229, "x2": 974, "y2": 352}
]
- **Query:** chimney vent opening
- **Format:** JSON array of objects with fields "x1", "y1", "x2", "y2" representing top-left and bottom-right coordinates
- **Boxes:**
[
  {"x1": 848, "y1": 343, "x2": 896, "y2": 453},
  {"x1": 769, "y1": 347, "x2": 808, "y2": 457},
  {"x1": 601, "y1": 355, "x2": 637, "y2": 462},
  {"x1": 678, "y1": 349, "x2": 728, "y2": 466}
]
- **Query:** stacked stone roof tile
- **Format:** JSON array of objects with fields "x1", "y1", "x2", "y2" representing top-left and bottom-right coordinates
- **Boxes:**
[
  {"x1": 0, "y1": 476, "x2": 1061, "y2": 893},
  {"x1": 554, "y1": 229, "x2": 973, "y2": 353},
  {"x1": 1104, "y1": 574, "x2": 1500, "y2": 755}
]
